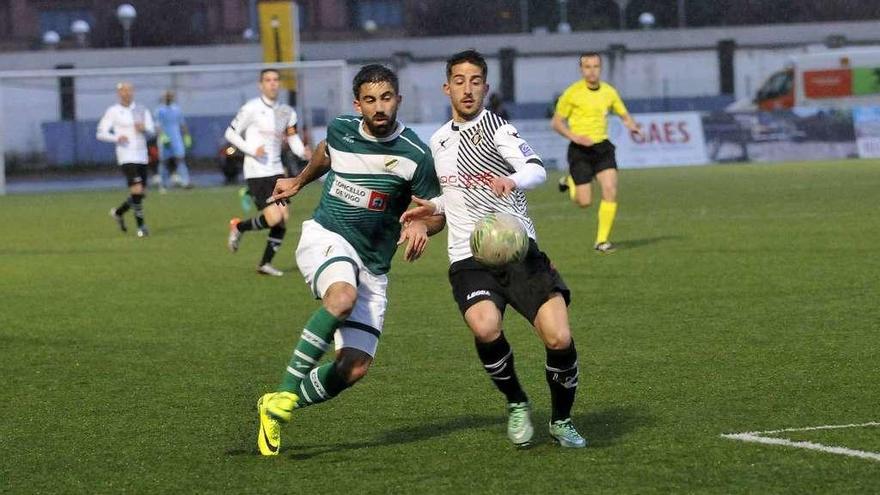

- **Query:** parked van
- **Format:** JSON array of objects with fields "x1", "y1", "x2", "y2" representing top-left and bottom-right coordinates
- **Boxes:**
[{"x1": 752, "y1": 47, "x2": 880, "y2": 110}]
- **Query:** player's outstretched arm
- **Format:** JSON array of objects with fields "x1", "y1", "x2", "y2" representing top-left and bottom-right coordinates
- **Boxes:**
[
  {"x1": 621, "y1": 113, "x2": 643, "y2": 137},
  {"x1": 267, "y1": 140, "x2": 331, "y2": 204},
  {"x1": 400, "y1": 196, "x2": 442, "y2": 223}
]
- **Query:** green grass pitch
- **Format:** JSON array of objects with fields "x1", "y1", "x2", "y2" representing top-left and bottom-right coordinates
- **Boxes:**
[{"x1": 1, "y1": 160, "x2": 878, "y2": 493}]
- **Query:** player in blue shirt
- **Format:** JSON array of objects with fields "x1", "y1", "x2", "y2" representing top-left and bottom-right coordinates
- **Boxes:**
[{"x1": 155, "y1": 90, "x2": 193, "y2": 188}]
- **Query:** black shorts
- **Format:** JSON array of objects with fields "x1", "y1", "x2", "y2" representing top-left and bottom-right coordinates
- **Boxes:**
[
  {"x1": 246, "y1": 175, "x2": 285, "y2": 209},
  {"x1": 121, "y1": 163, "x2": 148, "y2": 187},
  {"x1": 568, "y1": 140, "x2": 617, "y2": 185},
  {"x1": 448, "y1": 239, "x2": 571, "y2": 324}
]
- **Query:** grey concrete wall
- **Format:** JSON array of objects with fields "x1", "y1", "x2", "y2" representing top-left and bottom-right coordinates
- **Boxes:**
[{"x1": 3, "y1": 20, "x2": 879, "y2": 154}]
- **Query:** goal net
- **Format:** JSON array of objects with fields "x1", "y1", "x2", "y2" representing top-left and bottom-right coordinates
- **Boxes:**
[{"x1": 0, "y1": 60, "x2": 348, "y2": 194}]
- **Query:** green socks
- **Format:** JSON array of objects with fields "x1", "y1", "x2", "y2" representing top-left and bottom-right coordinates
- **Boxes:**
[{"x1": 279, "y1": 307, "x2": 343, "y2": 393}]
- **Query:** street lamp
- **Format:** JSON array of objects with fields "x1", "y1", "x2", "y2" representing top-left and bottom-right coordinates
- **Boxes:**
[
  {"x1": 613, "y1": 0, "x2": 630, "y2": 30},
  {"x1": 678, "y1": 0, "x2": 686, "y2": 28},
  {"x1": 71, "y1": 19, "x2": 90, "y2": 47},
  {"x1": 638, "y1": 12, "x2": 655, "y2": 30},
  {"x1": 269, "y1": 15, "x2": 281, "y2": 61},
  {"x1": 116, "y1": 4, "x2": 137, "y2": 48},
  {"x1": 362, "y1": 19, "x2": 378, "y2": 33},
  {"x1": 557, "y1": 0, "x2": 571, "y2": 33},
  {"x1": 42, "y1": 30, "x2": 60, "y2": 49}
]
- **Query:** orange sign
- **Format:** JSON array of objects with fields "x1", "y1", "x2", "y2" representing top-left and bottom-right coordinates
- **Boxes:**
[{"x1": 803, "y1": 69, "x2": 852, "y2": 99}]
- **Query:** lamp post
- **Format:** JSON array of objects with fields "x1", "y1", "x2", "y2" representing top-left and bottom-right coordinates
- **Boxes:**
[
  {"x1": 116, "y1": 4, "x2": 137, "y2": 48},
  {"x1": 678, "y1": 0, "x2": 686, "y2": 28},
  {"x1": 557, "y1": 0, "x2": 570, "y2": 33},
  {"x1": 270, "y1": 16, "x2": 281, "y2": 62},
  {"x1": 613, "y1": 0, "x2": 630, "y2": 30},
  {"x1": 71, "y1": 19, "x2": 90, "y2": 47},
  {"x1": 362, "y1": 19, "x2": 378, "y2": 33},
  {"x1": 519, "y1": 0, "x2": 528, "y2": 33},
  {"x1": 42, "y1": 30, "x2": 60, "y2": 50}
]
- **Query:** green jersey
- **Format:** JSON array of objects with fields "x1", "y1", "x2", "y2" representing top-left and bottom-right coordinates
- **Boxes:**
[{"x1": 313, "y1": 116, "x2": 441, "y2": 275}]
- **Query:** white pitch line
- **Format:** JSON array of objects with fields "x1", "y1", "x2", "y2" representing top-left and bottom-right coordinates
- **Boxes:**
[
  {"x1": 744, "y1": 421, "x2": 880, "y2": 435},
  {"x1": 722, "y1": 433, "x2": 880, "y2": 462},
  {"x1": 721, "y1": 422, "x2": 880, "y2": 462}
]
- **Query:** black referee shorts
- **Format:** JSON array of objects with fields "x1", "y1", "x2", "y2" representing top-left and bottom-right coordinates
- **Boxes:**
[
  {"x1": 121, "y1": 163, "x2": 148, "y2": 187},
  {"x1": 568, "y1": 139, "x2": 617, "y2": 185},
  {"x1": 448, "y1": 239, "x2": 571, "y2": 325},
  {"x1": 247, "y1": 174, "x2": 285, "y2": 210}
]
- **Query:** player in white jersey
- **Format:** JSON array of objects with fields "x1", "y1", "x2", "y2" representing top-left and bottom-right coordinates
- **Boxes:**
[
  {"x1": 224, "y1": 69, "x2": 310, "y2": 276},
  {"x1": 98, "y1": 82, "x2": 155, "y2": 238},
  {"x1": 402, "y1": 50, "x2": 586, "y2": 448}
]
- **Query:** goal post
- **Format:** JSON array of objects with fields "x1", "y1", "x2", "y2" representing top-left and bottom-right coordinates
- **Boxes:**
[{"x1": 0, "y1": 60, "x2": 349, "y2": 195}]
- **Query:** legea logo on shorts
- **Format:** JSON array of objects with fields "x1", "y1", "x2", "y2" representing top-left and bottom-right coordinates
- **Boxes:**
[{"x1": 466, "y1": 290, "x2": 491, "y2": 300}]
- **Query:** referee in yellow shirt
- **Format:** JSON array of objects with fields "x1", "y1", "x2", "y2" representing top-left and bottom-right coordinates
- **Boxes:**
[{"x1": 552, "y1": 52, "x2": 641, "y2": 253}]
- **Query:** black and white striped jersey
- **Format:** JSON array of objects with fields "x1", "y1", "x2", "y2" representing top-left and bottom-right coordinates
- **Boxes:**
[{"x1": 430, "y1": 109, "x2": 545, "y2": 264}]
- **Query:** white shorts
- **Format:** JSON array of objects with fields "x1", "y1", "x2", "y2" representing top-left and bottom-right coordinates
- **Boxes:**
[{"x1": 295, "y1": 219, "x2": 387, "y2": 357}]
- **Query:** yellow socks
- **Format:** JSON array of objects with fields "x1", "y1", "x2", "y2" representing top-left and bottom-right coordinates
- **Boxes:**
[
  {"x1": 596, "y1": 200, "x2": 618, "y2": 244},
  {"x1": 567, "y1": 175, "x2": 576, "y2": 202}
]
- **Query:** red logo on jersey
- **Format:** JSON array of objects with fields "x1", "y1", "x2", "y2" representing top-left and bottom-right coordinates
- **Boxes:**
[
  {"x1": 368, "y1": 191, "x2": 389, "y2": 211},
  {"x1": 438, "y1": 172, "x2": 495, "y2": 188}
]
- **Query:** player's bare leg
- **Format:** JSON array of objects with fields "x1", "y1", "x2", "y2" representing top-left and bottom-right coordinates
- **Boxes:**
[
  {"x1": 595, "y1": 168, "x2": 618, "y2": 203},
  {"x1": 333, "y1": 347, "x2": 373, "y2": 386},
  {"x1": 465, "y1": 300, "x2": 533, "y2": 447},
  {"x1": 574, "y1": 182, "x2": 593, "y2": 208}
]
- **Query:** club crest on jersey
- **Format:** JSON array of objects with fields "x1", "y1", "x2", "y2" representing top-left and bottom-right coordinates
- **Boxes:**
[
  {"x1": 384, "y1": 157, "x2": 399, "y2": 170},
  {"x1": 368, "y1": 191, "x2": 389, "y2": 211},
  {"x1": 470, "y1": 131, "x2": 483, "y2": 146}
]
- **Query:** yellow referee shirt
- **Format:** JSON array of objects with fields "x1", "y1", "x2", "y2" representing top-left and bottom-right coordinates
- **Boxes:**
[{"x1": 555, "y1": 81, "x2": 629, "y2": 143}]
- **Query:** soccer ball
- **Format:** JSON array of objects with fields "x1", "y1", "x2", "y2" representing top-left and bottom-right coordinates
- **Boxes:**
[{"x1": 469, "y1": 212, "x2": 529, "y2": 267}]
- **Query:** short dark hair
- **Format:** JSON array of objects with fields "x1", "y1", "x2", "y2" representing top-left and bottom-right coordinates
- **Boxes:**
[
  {"x1": 352, "y1": 64, "x2": 399, "y2": 98},
  {"x1": 579, "y1": 52, "x2": 602, "y2": 63},
  {"x1": 260, "y1": 68, "x2": 280, "y2": 81},
  {"x1": 446, "y1": 49, "x2": 488, "y2": 80}
]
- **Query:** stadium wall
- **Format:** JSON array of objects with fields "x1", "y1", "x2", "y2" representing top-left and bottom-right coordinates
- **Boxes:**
[
  {"x1": 4, "y1": 20, "x2": 880, "y2": 161},
  {"x1": 0, "y1": 46, "x2": 839, "y2": 157},
  {"x1": 41, "y1": 106, "x2": 875, "y2": 170}
]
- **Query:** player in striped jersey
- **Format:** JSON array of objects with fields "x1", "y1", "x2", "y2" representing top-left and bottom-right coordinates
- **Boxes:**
[
  {"x1": 252, "y1": 65, "x2": 444, "y2": 456},
  {"x1": 402, "y1": 50, "x2": 586, "y2": 448}
]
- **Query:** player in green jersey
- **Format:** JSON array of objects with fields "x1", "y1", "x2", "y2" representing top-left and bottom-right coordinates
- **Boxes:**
[{"x1": 254, "y1": 64, "x2": 445, "y2": 456}]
